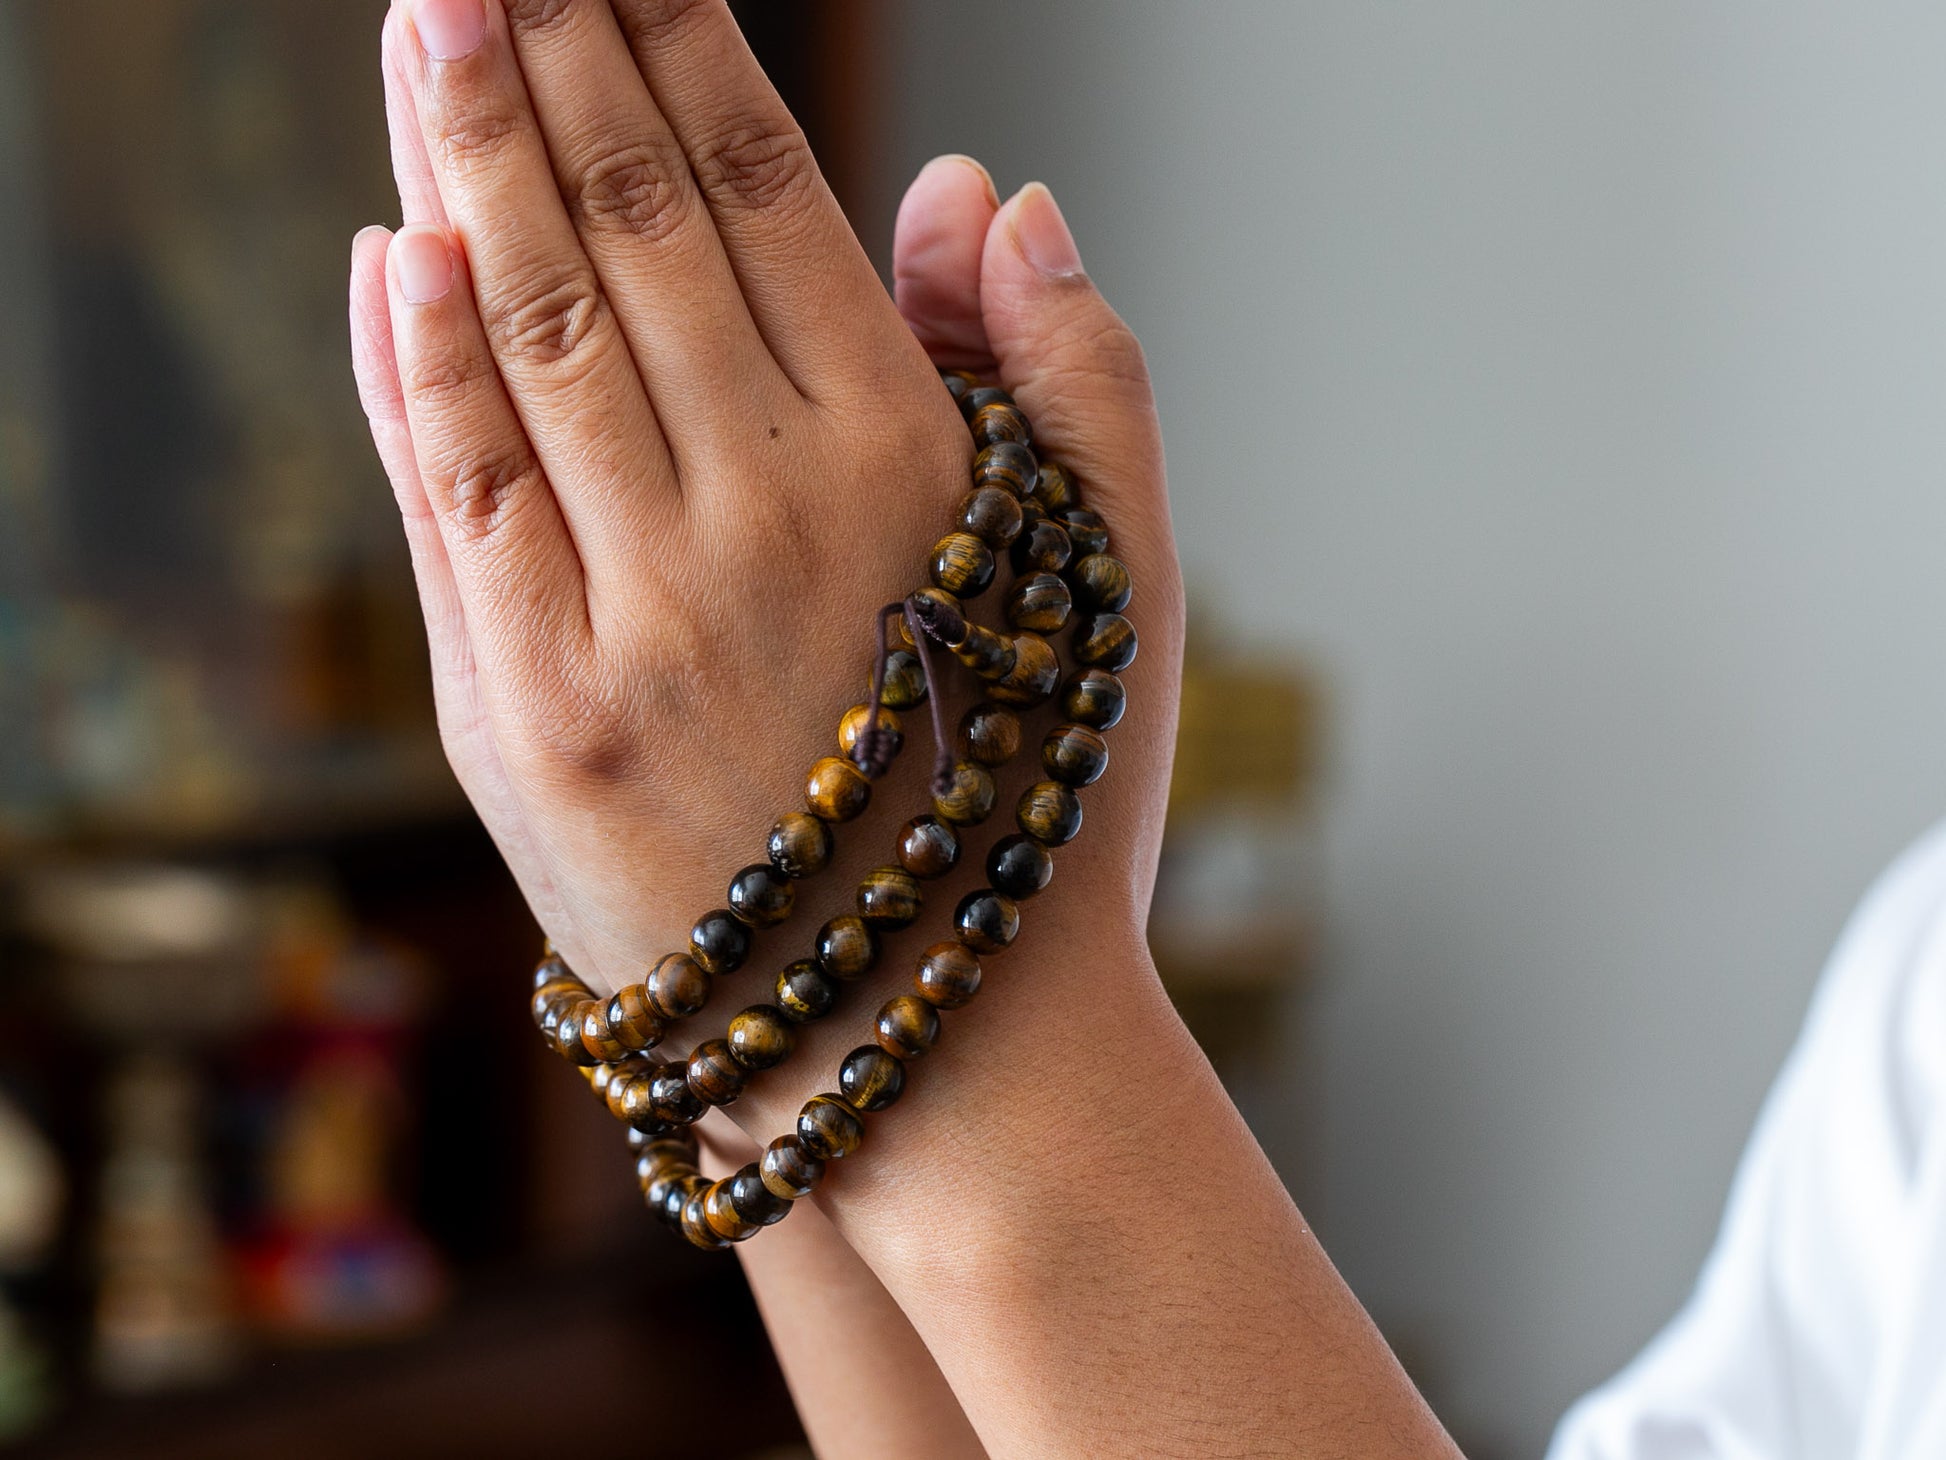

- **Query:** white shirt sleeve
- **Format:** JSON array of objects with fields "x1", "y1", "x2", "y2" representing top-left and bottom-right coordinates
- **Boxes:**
[{"x1": 1547, "y1": 823, "x2": 1946, "y2": 1460}]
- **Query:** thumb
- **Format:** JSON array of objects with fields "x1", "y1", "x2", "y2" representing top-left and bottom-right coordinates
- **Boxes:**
[{"x1": 978, "y1": 181, "x2": 1180, "y2": 623}]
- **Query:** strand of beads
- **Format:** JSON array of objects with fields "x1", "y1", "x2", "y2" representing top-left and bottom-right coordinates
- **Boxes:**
[{"x1": 628, "y1": 373, "x2": 1137, "y2": 1250}]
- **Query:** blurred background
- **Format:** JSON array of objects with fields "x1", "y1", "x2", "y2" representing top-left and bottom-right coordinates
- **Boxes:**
[{"x1": 3, "y1": 1, "x2": 1945, "y2": 1456}]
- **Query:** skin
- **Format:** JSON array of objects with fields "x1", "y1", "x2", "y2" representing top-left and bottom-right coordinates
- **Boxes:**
[{"x1": 348, "y1": 1, "x2": 1463, "y2": 1455}]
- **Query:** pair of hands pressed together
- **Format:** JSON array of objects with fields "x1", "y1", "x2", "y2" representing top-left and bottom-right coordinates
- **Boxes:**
[{"x1": 349, "y1": 2, "x2": 1457, "y2": 1456}]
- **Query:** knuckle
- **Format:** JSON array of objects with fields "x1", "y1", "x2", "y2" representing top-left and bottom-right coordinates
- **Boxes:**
[
  {"x1": 615, "y1": 0, "x2": 717, "y2": 49},
  {"x1": 570, "y1": 140, "x2": 693, "y2": 244},
  {"x1": 401, "y1": 345, "x2": 494, "y2": 408},
  {"x1": 484, "y1": 268, "x2": 609, "y2": 368},
  {"x1": 691, "y1": 115, "x2": 817, "y2": 213},
  {"x1": 445, "y1": 449, "x2": 549, "y2": 539},
  {"x1": 503, "y1": 0, "x2": 579, "y2": 35},
  {"x1": 434, "y1": 100, "x2": 527, "y2": 176}
]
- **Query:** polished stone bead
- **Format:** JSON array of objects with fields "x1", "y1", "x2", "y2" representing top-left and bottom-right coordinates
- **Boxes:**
[
  {"x1": 686, "y1": 1039, "x2": 747, "y2": 1107},
  {"x1": 604, "y1": 983, "x2": 664, "y2": 1053},
  {"x1": 875, "y1": 994, "x2": 941, "y2": 1060},
  {"x1": 878, "y1": 649, "x2": 930, "y2": 709},
  {"x1": 839, "y1": 702, "x2": 902, "y2": 759},
  {"x1": 531, "y1": 976, "x2": 585, "y2": 1037},
  {"x1": 942, "y1": 368, "x2": 981, "y2": 400},
  {"x1": 760, "y1": 1134, "x2": 826, "y2": 1200},
  {"x1": 958, "y1": 384, "x2": 1014, "y2": 419},
  {"x1": 1043, "y1": 722, "x2": 1110, "y2": 787},
  {"x1": 815, "y1": 915, "x2": 879, "y2": 980},
  {"x1": 839, "y1": 1046, "x2": 907, "y2": 1112},
  {"x1": 1018, "y1": 779, "x2": 1085, "y2": 846},
  {"x1": 930, "y1": 531, "x2": 996, "y2": 598},
  {"x1": 1073, "y1": 611, "x2": 1138, "y2": 672},
  {"x1": 650, "y1": 1061, "x2": 706, "y2": 1125},
  {"x1": 900, "y1": 587, "x2": 962, "y2": 648},
  {"x1": 952, "y1": 622, "x2": 1015, "y2": 679},
  {"x1": 1032, "y1": 459, "x2": 1081, "y2": 515},
  {"x1": 647, "y1": 952, "x2": 711, "y2": 1021},
  {"x1": 1059, "y1": 506, "x2": 1109, "y2": 557},
  {"x1": 729, "y1": 1163, "x2": 792, "y2": 1226},
  {"x1": 689, "y1": 908, "x2": 752, "y2": 977},
  {"x1": 766, "y1": 811, "x2": 834, "y2": 880},
  {"x1": 955, "y1": 888, "x2": 1021, "y2": 953},
  {"x1": 806, "y1": 755, "x2": 873, "y2": 822},
  {"x1": 729, "y1": 862, "x2": 795, "y2": 927},
  {"x1": 642, "y1": 1160, "x2": 698, "y2": 1215},
  {"x1": 577, "y1": 999, "x2": 628, "y2": 1063},
  {"x1": 797, "y1": 1094, "x2": 865, "y2": 1160},
  {"x1": 898, "y1": 814, "x2": 961, "y2": 879},
  {"x1": 1070, "y1": 552, "x2": 1133, "y2": 613},
  {"x1": 607, "y1": 1062, "x2": 661, "y2": 1127},
  {"x1": 551, "y1": 1001, "x2": 604, "y2": 1066},
  {"x1": 532, "y1": 952, "x2": 567, "y2": 989},
  {"x1": 971, "y1": 440, "x2": 1037, "y2": 498},
  {"x1": 1009, "y1": 517, "x2": 1072, "y2": 576},
  {"x1": 932, "y1": 761, "x2": 997, "y2": 826},
  {"x1": 988, "y1": 632, "x2": 1059, "y2": 707},
  {"x1": 636, "y1": 1131, "x2": 698, "y2": 1175},
  {"x1": 959, "y1": 485, "x2": 1025, "y2": 548},
  {"x1": 969, "y1": 401, "x2": 1031, "y2": 448},
  {"x1": 857, "y1": 865, "x2": 923, "y2": 930},
  {"x1": 659, "y1": 1170, "x2": 706, "y2": 1228},
  {"x1": 776, "y1": 958, "x2": 838, "y2": 1023},
  {"x1": 914, "y1": 941, "x2": 983, "y2": 1009},
  {"x1": 727, "y1": 1004, "x2": 797, "y2": 1069},
  {"x1": 1006, "y1": 571, "x2": 1072, "y2": 634},
  {"x1": 958, "y1": 703, "x2": 1022, "y2": 767},
  {"x1": 704, "y1": 1179, "x2": 762, "y2": 1241},
  {"x1": 626, "y1": 1121, "x2": 678, "y2": 1150},
  {"x1": 987, "y1": 833, "x2": 1054, "y2": 900},
  {"x1": 1062, "y1": 669, "x2": 1127, "y2": 730}
]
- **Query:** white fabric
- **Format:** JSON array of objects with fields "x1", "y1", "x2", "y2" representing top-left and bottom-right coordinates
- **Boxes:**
[{"x1": 1548, "y1": 822, "x2": 1946, "y2": 1460}]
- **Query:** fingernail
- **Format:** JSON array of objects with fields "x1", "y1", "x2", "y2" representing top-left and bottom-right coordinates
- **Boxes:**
[
  {"x1": 1012, "y1": 182, "x2": 1083, "y2": 278},
  {"x1": 411, "y1": 0, "x2": 485, "y2": 61},
  {"x1": 927, "y1": 153, "x2": 999, "y2": 208},
  {"x1": 353, "y1": 224, "x2": 392, "y2": 259},
  {"x1": 392, "y1": 226, "x2": 454, "y2": 303}
]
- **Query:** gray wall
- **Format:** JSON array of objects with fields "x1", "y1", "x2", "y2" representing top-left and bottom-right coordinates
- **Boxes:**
[{"x1": 888, "y1": 5, "x2": 1946, "y2": 1452}]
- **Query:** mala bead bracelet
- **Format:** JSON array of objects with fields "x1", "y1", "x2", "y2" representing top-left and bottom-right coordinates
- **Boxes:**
[{"x1": 537, "y1": 370, "x2": 1137, "y2": 1250}]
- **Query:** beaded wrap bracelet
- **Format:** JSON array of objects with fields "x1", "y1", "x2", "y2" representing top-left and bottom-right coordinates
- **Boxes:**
[{"x1": 527, "y1": 370, "x2": 1136, "y2": 1250}]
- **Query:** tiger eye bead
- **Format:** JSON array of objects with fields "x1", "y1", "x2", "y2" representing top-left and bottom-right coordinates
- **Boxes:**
[
  {"x1": 857, "y1": 865, "x2": 923, "y2": 930},
  {"x1": 766, "y1": 812, "x2": 834, "y2": 880},
  {"x1": 681, "y1": 1187, "x2": 733, "y2": 1250},
  {"x1": 532, "y1": 953, "x2": 569, "y2": 990},
  {"x1": 577, "y1": 1000, "x2": 628, "y2": 1063},
  {"x1": 1007, "y1": 571, "x2": 1073, "y2": 634},
  {"x1": 839, "y1": 1046, "x2": 907, "y2": 1112},
  {"x1": 914, "y1": 941, "x2": 983, "y2": 1010},
  {"x1": 952, "y1": 623, "x2": 1016, "y2": 679},
  {"x1": 1060, "y1": 507, "x2": 1109, "y2": 558},
  {"x1": 647, "y1": 952, "x2": 711, "y2": 1021},
  {"x1": 727, "y1": 1004, "x2": 797, "y2": 1070},
  {"x1": 637, "y1": 1131, "x2": 698, "y2": 1174},
  {"x1": 1043, "y1": 723, "x2": 1110, "y2": 787},
  {"x1": 1018, "y1": 780, "x2": 1085, "y2": 847},
  {"x1": 988, "y1": 632, "x2": 1060, "y2": 707},
  {"x1": 955, "y1": 889, "x2": 1021, "y2": 953},
  {"x1": 1074, "y1": 612, "x2": 1138, "y2": 672},
  {"x1": 971, "y1": 440, "x2": 1037, "y2": 498},
  {"x1": 797, "y1": 1094, "x2": 865, "y2": 1160},
  {"x1": 608, "y1": 1063, "x2": 661, "y2": 1127},
  {"x1": 932, "y1": 761, "x2": 997, "y2": 826},
  {"x1": 806, "y1": 755, "x2": 873, "y2": 822},
  {"x1": 604, "y1": 984, "x2": 664, "y2": 1053},
  {"x1": 1062, "y1": 668, "x2": 1127, "y2": 730},
  {"x1": 900, "y1": 587, "x2": 962, "y2": 649},
  {"x1": 942, "y1": 368, "x2": 980, "y2": 400},
  {"x1": 689, "y1": 909, "x2": 752, "y2": 977},
  {"x1": 661, "y1": 1171, "x2": 707, "y2": 1228},
  {"x1": 878, "y1": 649, "x2": 930, "y2": 709},
  {"x1": 531, "y1": 977, "x2": 585, "y2": 1037},
  {"x1": 838, "y1": 702, "x2": 901, "y2": 758},
  {"x1": 704, "y1": 1179, "x2": 762, "y2": 1242},
  {"x1": 959, "y1": 384, "x2": 1013, "y2": 419},
  {"x1": 643, "y1": 1160, "x2": 698, "y2": 1215},
  {"x1": 760, "y1": 1134, "x2": 826, "y2": 1200},
  {"x1": 729, "y1": 1163, "x2": 792, "y2": 1226},
  {"x1": 970, "y1": 401, "x2": 1031, "y2": 448},
  {"x1": 959, "y1": 702, "x2": 1022, "y2": 767},
  {"x1": 897, "y1": 814, "x2": 962, "y2": 879},
  {"x1": 815, "y1": 915, "x2": 879, "y2": 980},
  {"x1": 1033, "y1": 460, "x2": 1081, "y2": 516},
  {"x1": 551, "y1": 1002, "x2": 603, "y2": 1067},
  {"x1": 987, "y1": 833, "x2": 1054, "y2": 900},
  {"x1": 930, "y1": 532, "x2": 996, "y2": 599},
  {"x1": 686, "y1": 1039, "x2": 747, "y2": 1107},
  {"x1": 650, "y1": 1061, "x2": 706, "y2": 1125},
  {"x1": 875, "y1": 995, "x2": 941, "y2": 1059},
  {"x1": 776, "y1": 958, "x2": 838, "y2": 1023},
  {"x1": 728, "y1": 862, "x2": 795, "y2": 927},
  {"x1": 1009, "y1": 516, "x2": 1072, "y2": 576},
  {"x1": 958, "y1": 485, "x2": 1025, "y2": 548},
  {"x1": 1070, "y1": 553, "x2": 1133, "y2": 613}
]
